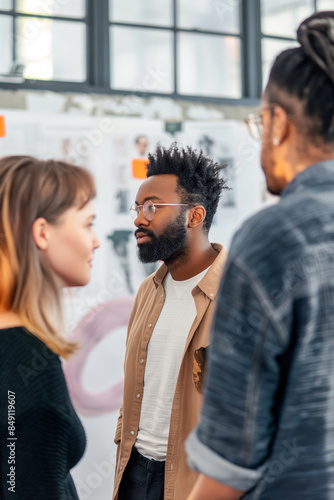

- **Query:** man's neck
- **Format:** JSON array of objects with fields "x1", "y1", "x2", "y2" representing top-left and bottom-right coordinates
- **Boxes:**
[{"x1": 166, "y1": 242, "x2": 218, "y2": 281}]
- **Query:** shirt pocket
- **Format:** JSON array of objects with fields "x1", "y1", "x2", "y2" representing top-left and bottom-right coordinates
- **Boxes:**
[{"x1": 192, "y1": 345, "x2": 209, "y2": 394}]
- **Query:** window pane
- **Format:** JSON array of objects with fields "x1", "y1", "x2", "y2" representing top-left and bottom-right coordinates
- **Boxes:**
[
  {"x1": 178, "y1": 33, "x2": 241, "y2": 98},
  {"x1": 261, "y1": 0, "x2": 314, "y2": 37},
  {"x1": 178, "y1": 0, "x2": 239, "y2": 34},
  {"x1": 262, "y1": 38, "x2": 299, "y2": 87},
  {"x1": 16, "y1": 0, "x2": 85, "y2": 18},
  {"x1": 0, "y1": 16, "x2": 12, "y2": 73},
  {"x1": 110, "y1": 0, "x2": 172, "y2": 27},
  {"x1": 0, "y1": 0, "x2": 12, "y2": 10},
  {"x1": 110, "y1": 26, "x2": 174, "y2": 93},
  {"x1": 16, "y1": 18, "x2": 86, "y2": 81},
  {"x1": 317, "y1": 0, "x2": 334, "y2": 9}
]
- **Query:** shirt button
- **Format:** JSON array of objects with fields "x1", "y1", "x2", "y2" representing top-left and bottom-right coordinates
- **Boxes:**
[
  {"x1": 120, "y1": 466, "x2": 123, "y2": 471},
  {"x1": 140, "y1": 358, "x2": 144, "y2": 364},
  {"x1": 130, "y1": 430, "x2": 135, "y2": 436},
  {"x1": 137, "y1": 393, "x2": 141, "y2": 398},
  {"x1": 210, "y1": 293, "x2": 214, "y2": 297},
  {"x1": 148, "y1": 323, "x2": 152, "y2": 328}
]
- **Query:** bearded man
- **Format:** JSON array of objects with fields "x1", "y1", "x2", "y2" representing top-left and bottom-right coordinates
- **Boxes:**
[{"x1": 113, "y1": 143, "x2": 229, "y2": 500}]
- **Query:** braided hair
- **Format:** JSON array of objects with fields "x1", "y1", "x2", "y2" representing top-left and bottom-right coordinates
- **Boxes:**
[
  {"x1": 265, "y1": 11, "x2": 334, "y2": 144},
  {"x1": 146, "y1": 143, "x2": 229, "y2": 233}
]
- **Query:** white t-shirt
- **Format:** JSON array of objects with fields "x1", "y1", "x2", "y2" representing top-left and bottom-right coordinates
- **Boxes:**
[{"x1": 135, "y1": 267, "x2": 209, "y2": 460}]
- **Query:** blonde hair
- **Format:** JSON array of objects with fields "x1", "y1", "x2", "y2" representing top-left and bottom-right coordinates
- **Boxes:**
[{"x1": 0, "y1": 156, "x2": 96, "y2": 358}]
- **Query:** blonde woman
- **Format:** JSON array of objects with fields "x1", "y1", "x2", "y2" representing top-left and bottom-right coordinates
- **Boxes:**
[{"x1": 0, "y1": 156, "x2": 100, "y2": 499}]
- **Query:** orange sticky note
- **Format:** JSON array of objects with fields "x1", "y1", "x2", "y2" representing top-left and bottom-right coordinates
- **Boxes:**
[
  {"x1": 0, "y1": 116, "x2": 5, "y2": 137},
  {"x1": 131, "y1": 158, "x2": 149, "y2": 179}
]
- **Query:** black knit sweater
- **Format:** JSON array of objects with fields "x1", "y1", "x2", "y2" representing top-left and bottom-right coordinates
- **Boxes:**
[{"x1": 0, "y1": 327, "x2": 86, "y2": 499}]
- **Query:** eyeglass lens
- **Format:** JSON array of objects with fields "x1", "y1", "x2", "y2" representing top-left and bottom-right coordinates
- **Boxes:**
[
  {"x1": 130, "y1": 200, "x2": 155, "y2": 221},
  {"x1": 246, "y1": 114, "x2": 263, "y2": 141}
]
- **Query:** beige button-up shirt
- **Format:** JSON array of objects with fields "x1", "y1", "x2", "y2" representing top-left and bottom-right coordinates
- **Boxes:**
[{"x1": 113, "y1": 243, "x2": 227, "y2": 500}]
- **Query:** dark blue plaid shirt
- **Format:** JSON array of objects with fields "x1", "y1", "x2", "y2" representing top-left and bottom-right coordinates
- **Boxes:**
[{"x1": 186, "y1": 160, "x2": 334, "y2": 499}]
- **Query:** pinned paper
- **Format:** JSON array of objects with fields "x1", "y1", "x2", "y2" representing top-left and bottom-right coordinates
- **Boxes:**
[
  {"x1": 131, "y1": 157, "x2": 149, "y2": 179},
  {"x1": 0, "y1": 116, "x2": 5, "y2": 137}
]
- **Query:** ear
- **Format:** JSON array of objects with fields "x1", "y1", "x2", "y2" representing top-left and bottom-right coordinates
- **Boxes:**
[
  {"x1": 32, "y1": 218, "x2": 50, "y2": 250},
  {"x1": 272, "y1": 106, "x2": 290, "y2": 145},
  {"x1": 188, "y1": 205, "x2": 206, "y2": 228}
]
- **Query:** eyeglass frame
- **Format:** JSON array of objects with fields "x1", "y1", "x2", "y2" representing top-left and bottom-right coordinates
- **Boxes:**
[
  {"x1": 244, "y1": 105, "x2": 276, "y2": 141},
  {"x1": 129, "y1": 199, "x2": 194, "y2": 222}
]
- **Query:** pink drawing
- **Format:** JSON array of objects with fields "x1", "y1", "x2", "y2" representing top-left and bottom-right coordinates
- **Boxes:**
[{"x1": 64, "y1": 296, "x2": 134, "y2": 416}]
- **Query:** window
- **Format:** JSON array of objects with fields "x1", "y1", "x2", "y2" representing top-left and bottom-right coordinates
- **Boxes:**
[
  {"x1": 0, "y1": 0, "x2": 87, "y2": 83},
  {"x1": 110, "y1": 26, "x2": 174, "y2": 93},
  {"x1": 109, "y1": 0, "x2": 242, "y2": 100},
  {"x1": 0, "y1": 0, "x2": 330, "y2": 102},
  {"x1": 261, "y1": 0, "x2": 328, "y2": 88}
]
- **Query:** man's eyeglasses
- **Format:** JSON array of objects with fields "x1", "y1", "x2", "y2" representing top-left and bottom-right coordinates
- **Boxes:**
[
  {"x1": 244, "y1": 105, "x2": 275, "y2": 141},
  {"x1": 129, "y1": 200, "x2": 191, "y2": 222}
]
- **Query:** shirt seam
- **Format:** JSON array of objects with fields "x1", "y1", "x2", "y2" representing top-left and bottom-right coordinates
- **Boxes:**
[{"x1": 231, "y1": 256, "x2": 288, "y2": 346}]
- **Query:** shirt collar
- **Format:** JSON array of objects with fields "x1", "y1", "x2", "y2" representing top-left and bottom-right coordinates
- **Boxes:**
[
  {"x1": 281, "y1": 159, "x2": 334, "y2": 199},
  {"x1": 152, "y1": 243, "x2": 227, "y2": 300}
]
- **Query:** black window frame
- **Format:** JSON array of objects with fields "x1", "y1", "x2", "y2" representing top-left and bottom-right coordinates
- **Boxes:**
[
  {"x1": 0, "y1": 0, "x2": 322, "y2": 105},
  {"x1": 0, "y1": 0, "x2": 94, "y2": 91},
  {"x1": 109, "y1": 0, "x2": 245, "y2": 103}
]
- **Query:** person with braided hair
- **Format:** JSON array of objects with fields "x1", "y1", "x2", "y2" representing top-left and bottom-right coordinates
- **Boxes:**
[
  {"x1": 113, "y1": 143, "x2": 229, "y2": 500},
  {"x1": 185, "y1": 10, "x2": 334, "y2": 500}
]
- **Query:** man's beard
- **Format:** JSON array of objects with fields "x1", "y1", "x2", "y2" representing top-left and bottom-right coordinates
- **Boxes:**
[{"x1": 135, "y1": 211, "x2": 188, "y2": 264}]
